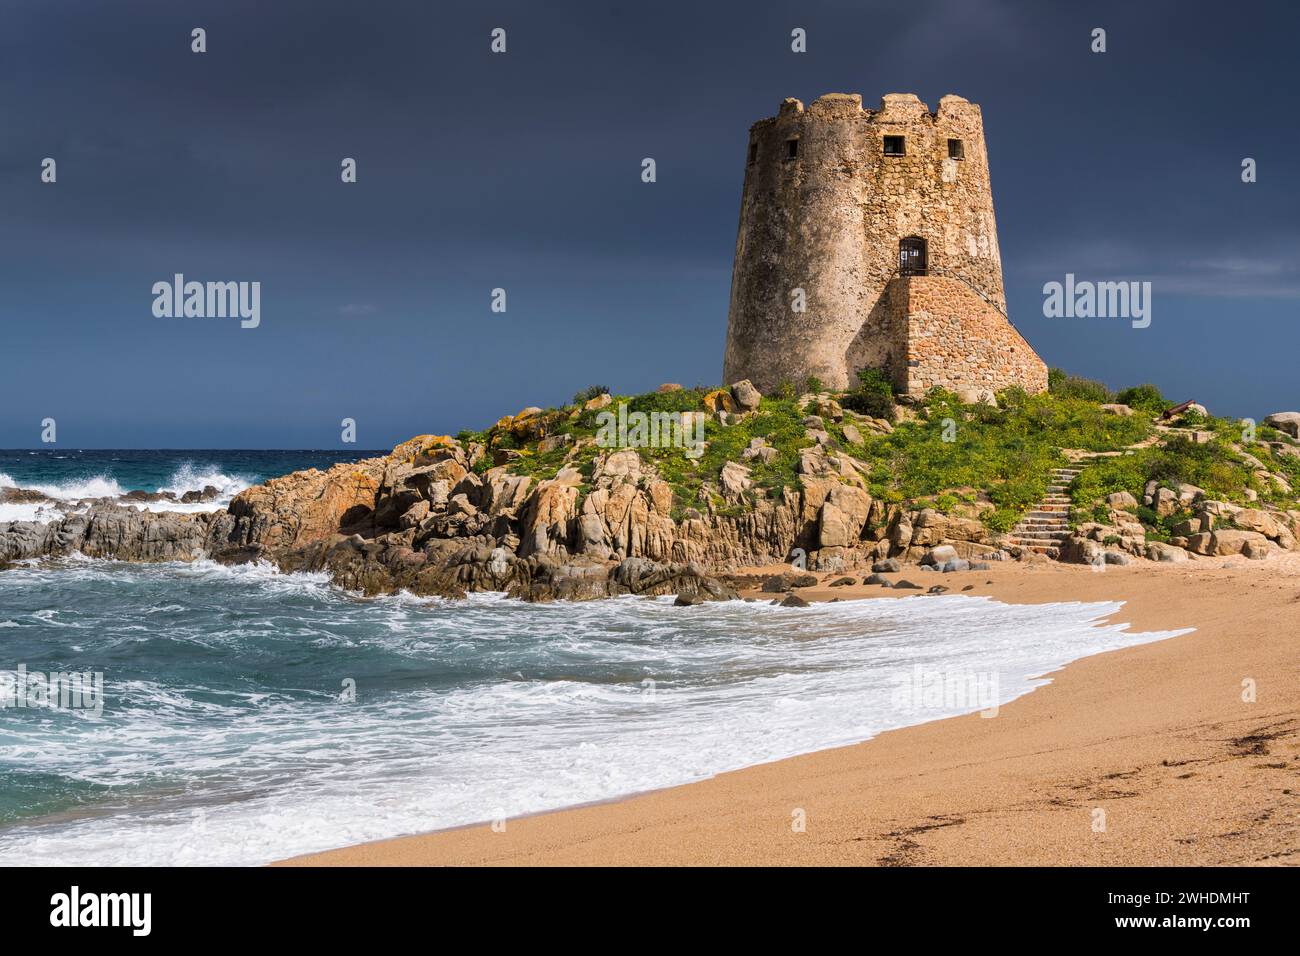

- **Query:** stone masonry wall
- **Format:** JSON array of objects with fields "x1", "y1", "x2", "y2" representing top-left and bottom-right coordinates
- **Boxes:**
[
  {"x1": 724, "y1": 92, "x2": 1015, "y2": 393},
  {"x1": 899, "y1": 276, "x2": 1047, "y2": 398},
  {"x1": 723, "y1": 91, "x2": 1045, "y2": 399}
]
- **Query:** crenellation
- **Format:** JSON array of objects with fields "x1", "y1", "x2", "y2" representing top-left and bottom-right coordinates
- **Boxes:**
[{"x1": 724, "y1": 91, "x2": 1045, "y2": 398}]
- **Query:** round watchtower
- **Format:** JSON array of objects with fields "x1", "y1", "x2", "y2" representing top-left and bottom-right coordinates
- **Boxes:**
[{"x1": 723, "y1": 92, "x2": 1011, "y2": 394}]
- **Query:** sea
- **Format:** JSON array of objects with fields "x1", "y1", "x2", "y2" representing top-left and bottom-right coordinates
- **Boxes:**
[{"x1": 0, "y1": 450, "x2": 1190, "y2": 865}]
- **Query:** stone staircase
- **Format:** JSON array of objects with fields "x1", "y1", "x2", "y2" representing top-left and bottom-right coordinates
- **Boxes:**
[
  {"x1": 1004, "y1": 434, "x2": 1164, "y2": 557},
  {"x1": 1004, "y1": 465, "x2": 1080, "y2": 555}
]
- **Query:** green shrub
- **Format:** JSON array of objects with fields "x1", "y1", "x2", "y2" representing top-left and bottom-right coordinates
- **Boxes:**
[
  {"x1": 803, "y1": 375, "x2": 824, "y2": 394},
  {"x1": 1047, "y1": 368, "x2": 1113, "y2": 403},
  {"x1": 627, "y1": 388, "x2": 706, "y2": 415},
  {"x1": 571, "y1": 384, "x2": 611, "y2": 405},
  {"x1": 1116, "y1": 383, "x2": 1168, "y2": 413},
  {"x1": 841, "y1": 368, "x2": 897, "y2": 421}
]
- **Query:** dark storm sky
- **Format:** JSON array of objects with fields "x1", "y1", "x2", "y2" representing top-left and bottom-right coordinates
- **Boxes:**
[{"x1": 1, "y1": 0, "x2": 1296, "y2": 448}]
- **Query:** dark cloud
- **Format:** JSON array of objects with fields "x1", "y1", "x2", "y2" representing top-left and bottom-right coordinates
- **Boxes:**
[{"x1": 1, "y1": 0, "x2": 1297, "y2": 446}]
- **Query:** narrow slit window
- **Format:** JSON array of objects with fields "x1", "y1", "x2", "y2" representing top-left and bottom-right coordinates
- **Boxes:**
[
  {"x1": 786, "y1": 139, "x2": 799, "y2": 160},
  {"x1": 947, "y1": 138, "x2": 964, "y2": 160},
  {"x1": 883, "y1": 135, "x2": 905, "y2": 156},
  {"x1": 748, "y1": 142, "x2": 758, "y2": 165}
]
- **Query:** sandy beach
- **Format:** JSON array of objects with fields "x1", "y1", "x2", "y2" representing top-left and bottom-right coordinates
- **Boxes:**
[{"x1": 280, "y1": 556, "x2": 1300, "y2": 866}]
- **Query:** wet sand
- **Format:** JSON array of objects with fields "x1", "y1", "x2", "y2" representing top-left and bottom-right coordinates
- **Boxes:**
[{"x1": 279, "y1": 556, "x2": 1300, "y2": 866}]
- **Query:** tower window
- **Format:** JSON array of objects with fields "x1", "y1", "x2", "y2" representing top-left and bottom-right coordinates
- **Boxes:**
[
  {"x1": 899, "y1": 237, "x2": 927, "y2": 276},
  {"x1": 883, "y1": 135, "x2": 905, "y2": 156},
  {"x1": 948, "y1": 138, "x2": 964, "y2": 160},
  {"x1": 748, "y1": 142, "x2": 758, "y2": 165},
  {"x1": 786, "y1": 139, "x2": 799, "y2": 160}
]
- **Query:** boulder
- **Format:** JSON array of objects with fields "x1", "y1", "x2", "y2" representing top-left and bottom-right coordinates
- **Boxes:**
[
  {"x1": 702, "y1": 389, "x2": 738, "y2": 414},
  {"x1": 1106, "y1": 490, "x2": 1138, "y2": 511},
  {"x1": 1154, "y1": 488, "x2": 1178, "y2": 517},
  {"x1": 1262, "y1": 412, "x2": 1300, "y2": 438},
  {"x1": 893, "y1": 579, "x2": 922, "y2": 590},
  {"x1": 1145, "y1": 541, "x2": 1189, "y2": 563},
  {"x1": 1188, "y1": 528, "x2": 1269, "y2": 556},
  {"x1": 779, "y1": 594, "x2": 810, "y2": 608},
  {"x1": 730, "y1": 380, "x2": 762, "y2": 412},
  {"x1": 1059, "y1": 536, "x2": 1103, "y2": 565},
  {"x1": 864, "y1": 573, "x2": 893, "y2": 587},
  {"x1": 828, "y1": 576, "x2": 857, "y2": 587},
  {"x1": 760, "y1": 571, "x2": 818, "y2": 593},
  {"x1": 1231, "y1": 508, "x2": 1283, "y2": 539},
  {"x1": 1100, "y1": 403, "x2": 1134, "y2": 416},
  {"x1": 872, "y1": 558, "x2": 901, "y2": 573},
  {"x1": 1243, "y1": 539, "x2": 1271, "y2": 560},
  {"x1": 919, "y1": 544, "x2": 959, "y2": 567}
]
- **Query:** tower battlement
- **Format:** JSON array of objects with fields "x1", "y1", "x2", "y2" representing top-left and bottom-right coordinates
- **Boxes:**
[{"x1": 723, "y1": 92, "x2": 1046, "y2": 398}]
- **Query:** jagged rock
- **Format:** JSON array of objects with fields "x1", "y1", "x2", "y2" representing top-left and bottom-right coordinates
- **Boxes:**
[
  {"x1": 0, "y1": 487, "x2": 50, "y2": 504},
  {"x1": 702, "y1": 389, "x2": 738, "y2": 414},
  {"x1": 841, "y1": 424, "x2": 864, "y2": 446},
  {"x1": 1153, "y1": 488, "x2": 1178, "y2": 517},
  {"x1": 1059, "y1": 536, "x2": 1103, "y2": 565},
  {"x1": 538, "y1": 433, "x2": 573, "y2": 455},
  {"x1": 1103, "y1": 551, "x2": 1129, "y2": 566},
  {"x1": 719, "y1": 461, "x2": 753, "y2": 500},
  {"x1": 583, "y1": 393, "x2": 613, "y2": 411},
  {"x1": 399, "y1": 500, "x2": 431, "y2": 530}
]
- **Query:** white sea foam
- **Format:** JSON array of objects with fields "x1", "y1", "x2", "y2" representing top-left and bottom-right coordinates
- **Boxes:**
[
  {"x1": 0, "y1": 464, "x2": 252, "y2": 523},
  {"x1": 0, "y1": 574, "x2": 1192, "y2": 868}
]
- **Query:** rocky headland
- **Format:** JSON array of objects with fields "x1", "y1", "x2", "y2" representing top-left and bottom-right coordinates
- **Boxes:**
[{"x1": 3, "y1": 375, "x2": 1299, "y2": 601}]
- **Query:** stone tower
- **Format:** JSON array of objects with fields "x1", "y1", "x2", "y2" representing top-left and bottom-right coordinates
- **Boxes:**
[{"x1": 723, "y1": 92, "x2": 1046, "y2": 398}]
